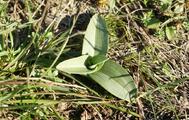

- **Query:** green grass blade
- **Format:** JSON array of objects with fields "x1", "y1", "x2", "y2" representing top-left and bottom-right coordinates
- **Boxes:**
[{"x1": 48, "y1": 14, "x2": 79, "y2": 70}]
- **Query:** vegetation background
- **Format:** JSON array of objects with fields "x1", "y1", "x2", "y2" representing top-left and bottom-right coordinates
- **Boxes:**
[{"x1": 0, "y1": 0, "x2": 189, "y2": 119}]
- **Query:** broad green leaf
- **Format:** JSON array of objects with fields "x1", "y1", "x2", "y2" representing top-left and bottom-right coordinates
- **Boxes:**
[
  {"x1": 165, "y1": 26, "x2": 175, "y2": 40},
  {"x1": 147, "y1": 18, "x2": 160, "y2": 29},
  {"x1": 56, "y1": 55, "x2": 106, "y2": 75},
  {"x1": 86, "y1": 55, "x2": 108, "y2": 69},
  {"x1": 89, "y1": 60, "x2": 137, "y2": 100},
  {"x1": 82, "y1": 14, "x2": 108, "y2": 56},
  {"x1": 56, "y1": 55, "x2": 90, "y2": 75}
]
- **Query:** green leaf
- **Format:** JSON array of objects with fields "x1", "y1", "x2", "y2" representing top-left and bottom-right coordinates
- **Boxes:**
[
  {"x1": 146, "y1": 18, "x2": 160, "y2": 29},
  {"x1": 56, "y1": 55, "x2": 106, "y2": 75},
  {"x1": 86, "y1": 55, "x2": 108, "y2": 69},
  {"x1": 82, "y1": 14, "x2": 108, "y2": 56},
  {"x1": 165, "y1": 26, "x2": 176, "y2": 40},
  {"x1": 56, "y1": 55, "x2": 90, "y2": 75},
  {"x1": 143, "y1": 0, "x2": 148, "y2": 5},
  {"x1": 89, "y1": 60, "x2": 137, "y2": 100}
]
